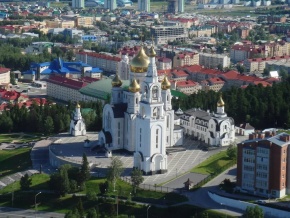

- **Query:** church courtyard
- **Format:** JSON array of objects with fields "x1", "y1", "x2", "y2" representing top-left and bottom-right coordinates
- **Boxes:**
[{"x1": 42, "y1": 133, "x2": 231, "y2": 188}]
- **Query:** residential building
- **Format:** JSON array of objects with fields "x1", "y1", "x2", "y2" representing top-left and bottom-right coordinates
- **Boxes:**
[
  {"x1": 76, "y1": 16, "x2": 94, "y2": 27},
  {"x1": 99, "y1": 45, "x2": 183, "y2": 175},
  {"x1": 46, "y1": 20, "x2": 75, "y2": 28},
  {"x1": 0, "y1": 68, "x2": 11, "y2": 85},
  {"x1": 157, "y1": 57, "x2": 172, "y2": 70},
  {"x1": 237, "y1": 132, "x2": 290, "y2": 198},
  {"x1": 189, "y1": 25, "x2": 216, "y2": 37},
  {"x1": 244, "y1": 56, "x2": 290, "y2": 72},
  {"x1": 104, "y1": 0, "x2": 117, "y2": 11},
  {"x1": 25, "y1": 42, "x2": 54, "y2": 55},
  {"x1": 72, "y1": 0, "x2": 85, "y2": 8},
  {"x1": 151, "y1": 22, "x2": 188, "y2": 45},
  {"x1": 167, "y1": 0, "x2": 178, "y2": 14},
  {"x1": 200, "y1": 77, "x2": 225, "y2": 92},
  {"x1": 178, "y1": 95, "x2": 235, "y2": 146},
  {"x1": 173, "y1": 52, "x2": 199, "y2": 68},
  {"x1": 174, "y1": 80, "x2": 201, "y2": 94},
  {"x1": 76, "y1": 52, "x2": 121, "y2": 73},
  {"x1": 138, "y1": 0, "x2": 150, "y2": 12},
  {"x1": 46, "y1": 75, "x2": 88, "y2": 102},
  {"x1": 199, "y1": 53, "x2": 230, "y2": 69}
]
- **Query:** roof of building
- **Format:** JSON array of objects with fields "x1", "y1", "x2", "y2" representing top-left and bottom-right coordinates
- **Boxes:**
[
  {"x1": 0, "y1": 67, "x2": 10, "y2": 74},
  {"x1": 183, "y1": 108, "x2": 211, "y2": 121},
  {"x1": 267, "y1": 133, "x2": 290, "y2": 147},
  {"x1": 239, "y1": 123, "x2": 255, "y2": 130},
  {"x1": 46, "y1": 75, "x2": 88, "y2": 90}
]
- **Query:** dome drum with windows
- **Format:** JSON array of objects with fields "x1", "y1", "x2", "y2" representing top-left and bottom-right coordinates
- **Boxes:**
[{"x1": 130, "y1": 46, "x2": 149, "y2": 73}]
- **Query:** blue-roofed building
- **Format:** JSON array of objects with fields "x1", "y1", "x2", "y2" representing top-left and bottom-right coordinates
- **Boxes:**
[{"x1": 23, "y1": 58, "x2": 102, "y2": 81}]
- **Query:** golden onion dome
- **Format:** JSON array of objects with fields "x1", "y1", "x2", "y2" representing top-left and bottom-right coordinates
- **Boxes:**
[
  {"x1": 148, "y1": 45, "x2": 156, "y2": 57},
  {"x1": 130, "y1": 46, "x2": 149, "y2": 73},
  {"x1": 76, "y1": 102, "x2": 81, "y2": 108},
  {"x1": 217, "y1": 94, "x2": 225, "y2": 107},
  {"x1": 128, "y1": 79, "x2": 140, "y2": 93},
  {"x1": 161, "y1": 76, "x2": 171, "y2": 90},
  {"x1": 111, "y1": 74, "x2": 122, "y2": 87}
]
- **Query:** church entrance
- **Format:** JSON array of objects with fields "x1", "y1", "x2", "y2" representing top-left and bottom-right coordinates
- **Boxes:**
[{"x1": 154, "y1": 155, "x2": 163, "y2": 173}]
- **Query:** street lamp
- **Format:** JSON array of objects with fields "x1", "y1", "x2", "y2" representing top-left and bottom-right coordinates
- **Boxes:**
[
  {"x1": 147, "y1": 205, "x2": 151, "y2": 218},
  {"x1": 35, "y1": 192, "x2": 41, "y2": 218}
]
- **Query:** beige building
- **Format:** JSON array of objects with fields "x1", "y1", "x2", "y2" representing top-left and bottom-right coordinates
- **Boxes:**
[
  {"x1": 0, "y1": 68, "x2": 10, "y2": 85},
  {"x1": 173, "y1": 52, "x2": 199, "y2": 67},
  {"x1": 46, "y1": 76, "x2": 87, "y2": 102},
  {"x1": 174, "y1": 80, "x2": 202, "y2": 95},
  {"x1": 76, "y1": 16, "x2": 94, "y2": 27},
  {"x1": 200, "y1": 77, "x2": 225, "y2": 92},
  {"x1": 46, "y1": 20, "x2": 75, "y2": 28},
  {"x1": 199, "y1": 53, "x2": 230, "y2": 69}
]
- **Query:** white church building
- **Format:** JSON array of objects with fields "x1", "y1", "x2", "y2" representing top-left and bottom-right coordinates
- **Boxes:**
[
  {"x1": 70, "y1": 103, "x2": 87, "y2": 136},
  {"x1": 179, "y1": 95, "x2": 235, "y2": 147},
  {"x1": 99, "y1": 44, "x2": 183, "y2": 175}
]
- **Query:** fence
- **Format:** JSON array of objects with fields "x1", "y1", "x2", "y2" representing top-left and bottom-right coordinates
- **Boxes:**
[{"x1": 121, "y1": 176, "x2": 177, "y2": 193}]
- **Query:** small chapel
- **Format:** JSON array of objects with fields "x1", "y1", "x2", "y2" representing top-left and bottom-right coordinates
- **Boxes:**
[
  {"x1": 70, "y1": 103, "x2": 86, "y2": 136},
  {"x1": 99, "y1": 43, "x2": 184, "y2": 175}
]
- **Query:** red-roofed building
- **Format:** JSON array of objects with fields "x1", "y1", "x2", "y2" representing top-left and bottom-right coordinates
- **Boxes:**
[
  {"x1": 171, "y1": 69, "x2": 189, "y2": 81},
  {"x1": 157, "y1": 57, "x2": 172, "y2": 70},
  {"x1": 174, "y1": 80, "x2": 201, "y2": 95},
  {"x1": 201, "y1": 77, "x2": 225, "y2": 92},
  {"x1": 76, "y1": 52, "x2": 121, "y2": 73},
  {"x1": 173, "y1": 52, "x2": 199, "y2": 68},
  {"x1": 0, "y1": 89, "x2": 29, "y2": 103},
  {"x1": 46, "y1": 75, "x2": 89, "y2": 102}
]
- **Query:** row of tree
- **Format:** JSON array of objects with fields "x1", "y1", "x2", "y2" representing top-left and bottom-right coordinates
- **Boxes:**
[
  {"x1": 176, "y1": 78, "x2": 290, "y2": 130},
  {"x1": 0, "y1": 101, "x2": 103, "y2": 134}
]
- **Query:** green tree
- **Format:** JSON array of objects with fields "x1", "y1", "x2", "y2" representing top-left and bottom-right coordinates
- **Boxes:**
[
  {"x1": 59, "y1": 165, "x2": 71, "y2": 196},
  {"x1": 236, "y1": 64, "x2": 245, "y2": 74},
  {"x1": 107, "y1": 157, "x2": 124, "y2": 192},
  {"x1": 227, "y1": 144, "x2": 237, "y2": 160},
  {"x1": 80, "y1": 153, "x2": 90, "y2": 185},
  {"x1": 76, "y1": 198, "x2": 85, "y2": 218},
  {"x1": 44, "y1": 116, "x2": 54, "y2": 135},
  {"x1": 87, "y1": 208, "x2": 98, "y2": 218},
  {"x1": 20, "y1": 173, "x2": 32, "y2": 190},
  {"x1": 243, "y1": 206, "x2": 264, "y2": 218},
  {"x1": 130, "y1": 168, "x2": 144, "y2": 194},
  {"x1": 99, "y1": 181, "x2": 109, "y2": 195}
]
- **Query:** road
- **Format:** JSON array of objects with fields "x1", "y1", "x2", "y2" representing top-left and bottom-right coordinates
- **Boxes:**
[{"x1": 0, "y1": 207, "x2": 64, "y2": 218}]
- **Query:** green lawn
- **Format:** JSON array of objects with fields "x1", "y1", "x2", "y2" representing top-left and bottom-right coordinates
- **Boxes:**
[
  {"x1": 191, "y1": 151, "x2": 232, "y2": 175},
  {"x1": 0, "y1": 147, "x2": 32, "y2": 178},
  {"x1": 0, "y1": 133, "x2": 41, "y2": 143}
]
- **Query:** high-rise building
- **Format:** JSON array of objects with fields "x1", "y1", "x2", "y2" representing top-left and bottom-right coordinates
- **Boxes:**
[
  {"x1": 167, "y1": 0, "x2": 184, "y2": 13},
  {"x1": 237, "y1": 132, "x2": 290, "y2": 198},
  {"x1": 72, "y1": 0, "x2": 85, "y2": 8},
  {"x1": 104, "y1": 0, "x2": 117, "y2": 11},
  {"x1": 138, "y1": 0, "x2": 150, "y2": 12},
  {"x1": 178, "y1": 0, "x2": 184, "y2": 13}
]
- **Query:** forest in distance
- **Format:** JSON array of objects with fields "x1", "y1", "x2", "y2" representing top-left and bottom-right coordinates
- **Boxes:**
[{"x1": 0, "y1": 79, "x2": 290, "y2": 133}]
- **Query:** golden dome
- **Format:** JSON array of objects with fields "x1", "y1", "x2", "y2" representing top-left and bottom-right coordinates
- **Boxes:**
[
  {"x1": 111, "y1": 74, "x2": 122, "y2": 87},
  {"x1": 161, "y1": 76, "x2": 171, "y2": 90},
  {"x1": 217, "y1": 94, "x2": 225, "y2": 107},
  {"x1": 76, "y1": 102, "x2": 81, "y2": 108},
  {"x1": 148, "y1": 45, "x2": 156, "y2": 57},
  {"x1": 130, "y1": 46, "x2": 149, "y2": 73},
  {"x1": 128, "y1": 79, "x2": 140, "y2": 93}
]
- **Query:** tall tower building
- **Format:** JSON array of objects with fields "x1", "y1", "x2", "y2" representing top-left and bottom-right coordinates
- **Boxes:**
[
  {"x1": 178, "y1": 0, "x2": 184, "y2": 13},
  {"x1": 72, "y1": 0, "x2": 85, "y2": 8},
  {"x1": 104, "y1": 0, "x2": 117, "y2": 11},
  {"x1": 138, "y1": 0, "x2": 150, "y2": 12},
  {"x1": 167, "y1": 0, "x2": 178, "y2": 14}
]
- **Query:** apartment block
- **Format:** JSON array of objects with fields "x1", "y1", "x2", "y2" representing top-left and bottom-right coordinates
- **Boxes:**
[
  {"x1": 173, "y1": 52, "x2": 199, "y2": 68},
  {"x1": 237, "y1": 132, "x2": 290, "y2": 198},
  {"x1": 199, "y1": 53, "x2": 230, "y2": 69},
  {"x1": 0, "y1": 68, "x2": 10, "y2": 85}
]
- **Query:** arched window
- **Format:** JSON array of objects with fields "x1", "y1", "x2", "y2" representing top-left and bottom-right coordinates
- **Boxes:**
[
  {"x1": 156, "y1": 129, "x2": 159, "y2": 148},
  {"x1": 152, "y1": 86, "x2": 158, "y2": 100}
]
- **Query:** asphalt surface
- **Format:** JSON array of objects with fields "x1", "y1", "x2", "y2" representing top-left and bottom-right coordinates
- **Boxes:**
[{"x1": 0, "y1": 207, "x2": 64, "y2": 218}]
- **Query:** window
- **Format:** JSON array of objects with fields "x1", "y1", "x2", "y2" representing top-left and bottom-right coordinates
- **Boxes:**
[
  {"x1": 140, "y1": 128, "x2": 142, "y2": 147},
  {"x1": 156, "y1": 129, "x2": 159, "y2": 148},
  {"x1": 152, "y1": 86, "x2": 158, "y2": 99}
]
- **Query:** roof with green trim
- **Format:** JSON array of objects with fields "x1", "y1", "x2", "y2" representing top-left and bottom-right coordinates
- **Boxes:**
[
  {"x1": 170, "y1": 90, "x2": 187, "y2": 98},
  {"x1": 79, "y1": 79, "x2": 130, "y2": 100}
]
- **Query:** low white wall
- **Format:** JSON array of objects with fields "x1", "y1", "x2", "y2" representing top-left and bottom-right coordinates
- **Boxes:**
[{"x1": 208, "y1": 191, "x2": 290, "y2": 218}]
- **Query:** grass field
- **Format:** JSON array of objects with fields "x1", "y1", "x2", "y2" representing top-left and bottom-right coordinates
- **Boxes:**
[
  {"x1": 0, "y1": 133, "x2": 41, "y2": 143},
  {"x1": 191, "y1": 151, "x2": 232, "y2": 175},
  {"x1": 0, "y1": 147, "x2": 32, "y2": 178}
]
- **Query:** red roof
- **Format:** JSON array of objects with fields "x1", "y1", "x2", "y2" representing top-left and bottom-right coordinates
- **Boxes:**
[
  {"x1": 176, "y1": 80, "x2": 199, "y2": 87},
  {"x1": 172, "y1": 69, "x2": 188, "y2": 77},
  {"x1": 221, "y1": 70, "x2": 239, "y2": 79},
  {"x1": 184, "y1": 64, "x2": 202, "y2": 72},
  {"x1": 208, "y1": 77, "x2": 225, "y2": 84},
  {"x1": 0, "y1": 67, "x2": 10, "y2": 74},
  {"x1": 46, "y1": 75, "x2": 88, "y2": 90}
]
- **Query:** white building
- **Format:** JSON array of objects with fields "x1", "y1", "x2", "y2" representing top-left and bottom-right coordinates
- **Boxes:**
[
  {"x1": 179, "y1": 95, "x2": 235, "y2": 146},
  {"x1": 0, "y1": 68, "x2": 11, "y2": 85},
  {"x1": 72, "y1": 0, "x2": 85, "y2": 8},
  {"x1": 199, "y1": 53, "x2": 230, "y2": 69},
  {"x1": 70, "y1": 104, "x2": 86, "y2": 136},
  {"x1": 138, "y1": 0, "x2": 150, "y2": 12},
  {"x1": 99, "y1": 45, "x2": 183, "y2": 175},
  {"x1": 104, "y1": 0, "x2": 117, "y2": 11}
]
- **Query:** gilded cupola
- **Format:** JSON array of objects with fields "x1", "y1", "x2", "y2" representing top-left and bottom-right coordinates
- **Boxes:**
[
  {"x1": 161, "y1": 76, "x2": 171, "y2": 90},
  {"x1": 148, "y1": 45, "x2": 156, "y2": 57},
  {"x1": 128, "y1": 79, "x2": 140, "y2": 93},
  {"x1": 130, "y1": 46, "x2": 149, "y2": 73},
  {"x1": 111, "y1": 74, "x2": 122, "y2": 87},
  {"x1": 217, "y1": 94, "x2": 225, "y2": 107},
  {"x1": 76, "y1": 102, "x2": 81, "y2": 108}
]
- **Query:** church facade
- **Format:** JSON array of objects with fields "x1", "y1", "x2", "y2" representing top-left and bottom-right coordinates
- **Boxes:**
[
  {"x1": 179, "y1": 96, "x2": 235, "y2": 146},
  {"x1": 70, "y1": 103, "x2": 87, "y2": 136},
  {"x1": 99, "y1": 44, "x2": 183, "y2": 175}
]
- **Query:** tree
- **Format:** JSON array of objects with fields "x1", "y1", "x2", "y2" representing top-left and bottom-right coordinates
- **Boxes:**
[
  {"x1": 44, "y1": 116, "x2": 54, "y2": 135},
  {"x1": 130, "y1": 168, "x2": 144, "y2": 194},
  {"x1": 236, "y1": 64, "x2": 245, "y2": 74},
  {"x1": 99, "y1": 181, "x2": 109, "y2": 195},
  {"x1": 76, "y1": 198, "x2": 85, "y2": 218},
  {"x1": 59, "y1": 165, "x2": 71, "y2": 196},
  {"x1": 243, "y1": 206, "x2": 264, "y2": 218},
  {"x1": 227, "y1": 144, "x2": 237, "y2": 160},
  {"x1": 20, "y1": 173, "x2": 32, "y2": 190},
  {"x1": 107, "y1": 157, "x2": 124, "y2": 191},
  {"x1": 87, "y1": 208, "x2": 98, "y2": 218},
  {"x1": 80, "y1": 153, "x2": 90, "y2": 185}
]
